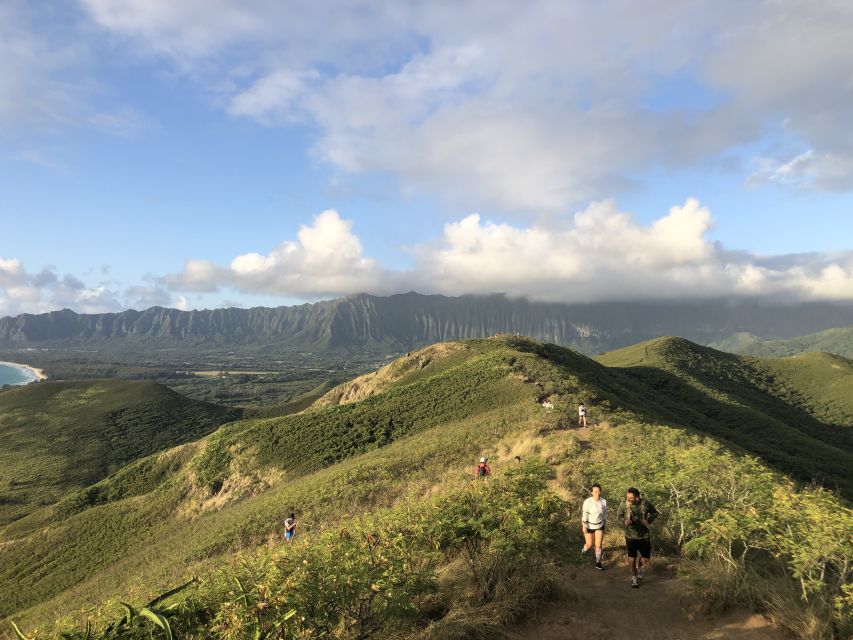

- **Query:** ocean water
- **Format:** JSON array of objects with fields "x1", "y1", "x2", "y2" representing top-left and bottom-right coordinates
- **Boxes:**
[{"x1": 0, "y1": 363, "x2": 36, "y2": 386}]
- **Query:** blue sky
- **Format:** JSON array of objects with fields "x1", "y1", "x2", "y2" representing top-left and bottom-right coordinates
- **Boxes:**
[{"x1": 2, "y1": 0, "x2": 853, "y2": 315}]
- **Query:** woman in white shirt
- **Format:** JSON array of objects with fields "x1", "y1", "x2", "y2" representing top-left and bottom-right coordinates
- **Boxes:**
[{"x1": 581, "y1": 483, "x2": 607, "y2": 570}]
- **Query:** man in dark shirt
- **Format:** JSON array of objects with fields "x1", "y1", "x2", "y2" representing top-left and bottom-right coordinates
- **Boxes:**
[{"x1": 615, "y1": 487, "x2": 658, "y2": 588}]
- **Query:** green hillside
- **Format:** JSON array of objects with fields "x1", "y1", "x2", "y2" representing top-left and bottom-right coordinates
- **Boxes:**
[
  {"x1": 597, "y1": 337, "x2": 853, "y2": 494},
  {"x1": 727, "y1": 325, "x2": 853, "y2": 359},
  {"x1": 0, "y1": 380, "x2": 241, "y2": 525},
  {"x1": 0, "y1": 339, "x2": 601, "y2": 624},
  {"x1": 2, "y1": 337, "x2": 851, "y2": 639}
]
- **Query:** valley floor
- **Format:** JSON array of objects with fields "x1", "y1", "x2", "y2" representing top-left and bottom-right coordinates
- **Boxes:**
[{"x1": 513, "y1": 557, "x2": 783, "y2": 640}]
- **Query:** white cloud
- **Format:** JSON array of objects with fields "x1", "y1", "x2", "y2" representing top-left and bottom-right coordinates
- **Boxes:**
[
  {"x1": 0, "y1": 2, "x2": 85, "y2": 135},
  {"x1": 88, "y1": 106, "x2": 155, "y2": 138},
  {"x1": 162, "y1": 210, "x2": 398, "y2": 298},
  {"x1": 159, "y1": 202, "x2": 853, "y2": 305},
  {"x1": 0, "y1": 2, "x2": 158, "y2": 143},
  {"x1": 749, "y1": 150, "x2": 853, "y2": 190},
  {"x1": 227, "y1": 69, "x2": 320, "y2": 123},
  {"x1": 0, "y1": 259, "x2": 184, "y2": 317},
  {"x1": 5, "y1": 200, "x2": 853, "y2": 317},
  {"x1": 78, "y1": 0, "x2": 853, "y2": 209},
  {"x1": 125, "y1": 285, "x2": 173, "y2": 309}
]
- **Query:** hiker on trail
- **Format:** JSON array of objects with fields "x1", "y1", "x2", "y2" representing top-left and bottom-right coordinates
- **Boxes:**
[
  {"x1": 474, "y1": 457, "x2": 491, "y2": 480},
  {"x1": 578, "y1": 403, "x2": 588, "y2": 428},
  {"x1": 514, "y1": 455, "x2": 522, "y2": 463},
  {"x1": 283, "y1": 512, "x2": 297, "y2": 544},
  {"x1": 616, "y1": 488, "x2": 659, "y2": 588},
  {"x1": 581, "y1": 483, "x2": 607, "y2": 570}
]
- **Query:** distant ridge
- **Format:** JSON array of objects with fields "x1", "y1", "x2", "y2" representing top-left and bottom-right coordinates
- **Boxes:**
[
  {"x1": 725, "y1": 325, "x2": 853, "y2": 358},
  {"x1": 2, "y1": 292, "x2": 853, "y2": 354}
]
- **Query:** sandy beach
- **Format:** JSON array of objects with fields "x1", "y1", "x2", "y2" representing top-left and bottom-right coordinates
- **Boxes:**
[{"x1": 0, "y1": 361, "x2": 48, "y2": 383}]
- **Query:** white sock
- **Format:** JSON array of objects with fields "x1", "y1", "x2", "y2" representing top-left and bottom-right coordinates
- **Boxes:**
[{"x1": 595, "y1": 549, "x2": 602, "y2": 562}]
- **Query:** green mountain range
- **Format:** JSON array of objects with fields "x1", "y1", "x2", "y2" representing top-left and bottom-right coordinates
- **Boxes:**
[
  {"x1": 3, "y1": 292, "x2": 853, "y2": 356},
  {"x1": 1, "y1": 337, "x2": 851, "y2": 639}
]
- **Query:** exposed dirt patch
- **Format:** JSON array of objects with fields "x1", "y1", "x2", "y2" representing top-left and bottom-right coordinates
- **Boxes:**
[
  {"x1": 512, "y1": 557, "x2": 784, "y2": 640},
  {"x1": 312, "y1": 342, "x2": 467, "y2": 408}
]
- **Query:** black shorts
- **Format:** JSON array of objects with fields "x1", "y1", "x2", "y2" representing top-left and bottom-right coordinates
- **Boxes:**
[
  {"x1": 626, "y1": 537, "x2": 651, "y2": 559},
  {"x1": 585, "y1": 526, "x2": 605, "y2": 533}
]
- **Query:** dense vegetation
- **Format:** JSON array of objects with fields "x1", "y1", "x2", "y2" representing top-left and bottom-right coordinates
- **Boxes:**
[
  {"x1": 717, "y1": 325, "x2": 853, "y2": 359},
  {"x1": 0, "y1": 340, "x2": 549, "y2": 627},
  {"x1": 597, "y1": 337, "x2": 853, "y2": 496},
  {"x1": 2, "y1": 336, "x2": 851, "y2": 639},
  {"x1": 0, "y1": 380, "x2": 240, "y2": 524},
  {"x1": 559, "y1": 422, "x2": 852, "y2": 639}
]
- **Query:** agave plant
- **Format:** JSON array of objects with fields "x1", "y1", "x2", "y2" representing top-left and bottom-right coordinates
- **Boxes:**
[{"x1": 10, "y1": 579, "x2": 198, "y2": 640}]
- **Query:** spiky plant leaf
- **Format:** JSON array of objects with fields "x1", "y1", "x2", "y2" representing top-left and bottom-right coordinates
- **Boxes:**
[
  {"x1": 146, "y1": 577, "x2": 198, "y2": 608},
  {"x1": 9, "y1": 621, "x2": 30, "y2": 640},
  {"x1": 139, "y1": 608, "x2": 173, "y2": 640},
  {"x1": 119, "y1": 602, "x2": 138, "y2": 626}
]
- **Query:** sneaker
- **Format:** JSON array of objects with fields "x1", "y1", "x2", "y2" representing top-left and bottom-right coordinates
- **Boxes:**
[
  {"x1": 595, "y1": 561, "x2": 603, "y2": 570},
  {"x1": 637, "y1": 570, "x2": 644, "y2": 581},
  {"x1": 580, "y1": 545, "x2": 588, "y2": 554},
  {"x1": 631, "y1": 576, "x2": 640, "y2": 588}
]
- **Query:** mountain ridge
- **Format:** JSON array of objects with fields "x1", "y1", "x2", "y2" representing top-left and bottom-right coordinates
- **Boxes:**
[
  {"x1": 2, "y1": 336, "x2": 851, "y2": 638},
  {"x1": 3, "y1": 292, "x2": 853, "y2": 355}
]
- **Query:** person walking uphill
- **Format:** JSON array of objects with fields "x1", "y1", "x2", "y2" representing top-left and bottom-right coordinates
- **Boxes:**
[
  {"x1": 283, "y1": 513, "x2": 297, "y2": 544},
  {"x1": 616, "y1": 488, "x2": 658, "y2": 588},
  {"x1": 578, "y1": 402, "x2": 588, "y2": 428},
  {"x1": 581, "y1": 483, "x2": 607, "y2": 570},
  {"x1": 474, "y1": 457, "x2": 491, "y2": 480}
]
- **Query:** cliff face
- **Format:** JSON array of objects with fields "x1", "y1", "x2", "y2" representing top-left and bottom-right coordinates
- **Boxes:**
[{"x1": 2, "y1": 292, "x2": 853, "y2": 354}]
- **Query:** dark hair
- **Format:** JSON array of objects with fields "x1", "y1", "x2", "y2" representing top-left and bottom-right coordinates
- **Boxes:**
[
  {"x1": 514, "y1": 455, "x2": 521, "y2": 461},
  {"x1": 627, "y1": 487, "x2": 640, "y2": 498},
  {"x1": 591, "y1": 483, "x2": 601, "y2": 491},
  {"x1": 289, "y1": 512, "x2": 296, "y2": 519}
]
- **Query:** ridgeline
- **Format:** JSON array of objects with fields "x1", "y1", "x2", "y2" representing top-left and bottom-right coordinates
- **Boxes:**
[
  {"x1": 3, "y1": 293, "x2": 853, "y2": 356},
  {"x1": 1, "y1": 336, "x2": 850, "y2": 639}
]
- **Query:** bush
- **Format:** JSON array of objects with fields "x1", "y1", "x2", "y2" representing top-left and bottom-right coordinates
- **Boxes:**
[{"x1": 47, "y1": 461, "x2": 571, "y2": 640}]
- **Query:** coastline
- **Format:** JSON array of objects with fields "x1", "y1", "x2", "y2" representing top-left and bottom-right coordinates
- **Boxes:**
[{"x1": 0, "y1": 361, "x2": 48, "y2": 383}]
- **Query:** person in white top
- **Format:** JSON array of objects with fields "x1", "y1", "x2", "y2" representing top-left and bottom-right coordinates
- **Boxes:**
[
  {"x1": 578, "y1": 403, "x2": 588, "y2": 428},
  {"x1": 581, "y1": 483, "x2": 607, "y2": 570}
]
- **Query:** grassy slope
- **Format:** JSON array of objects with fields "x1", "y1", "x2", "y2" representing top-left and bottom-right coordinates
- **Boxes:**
[
  {"x1": 0, "y1": 380, "x2": 240, "y2": 525},
  {"x1": 2, "y1": 338, "x2": 583, "y2": 624},
  {"x1": 3, "y1": 336, "x2": 852, "y2": 632},
  {"x1": 597, "y1": 337, "x2": 853, "y2": 494},
  {"x1": 736, "y1": 325, "x2": 853, "y2": 358}
]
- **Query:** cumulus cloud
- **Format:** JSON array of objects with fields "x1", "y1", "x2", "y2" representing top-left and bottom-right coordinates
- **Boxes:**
[
  {"x1": 79, "y1": 0, "x2": 853, "y2": 210},
  {"x1": 162, "y1": 210, "x2": 399, "y2": 297},
  {"x1": 159, "y1": 202, "x2": 853, "y2": 305},
  {"x1": 0, "y1": 259, "x2": 184, "y2": 317},
  {"x1": 5, "y1": 201, "x2": 853, "y2": 317}
]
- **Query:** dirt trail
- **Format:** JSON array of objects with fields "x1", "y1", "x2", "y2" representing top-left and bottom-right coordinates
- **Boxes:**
[
  {"x1": 512, "y1": 423, "x2": 784, "y2": 640},
  {"x1": 512, "y1": 556, "x2": 783, "y2": 640}
]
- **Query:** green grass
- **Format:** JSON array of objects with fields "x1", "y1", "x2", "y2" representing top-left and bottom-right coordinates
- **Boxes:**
[
  {"x1": 1, "y1": 338, "x2": 559, "y2": 626},
  {"x1": 0, "y1": 380, "x2": 240, "y2": 525},
  {"x1": 2, "y1": 335, "x2": 852, "y2": 638},
  {"x1": 728, "y1": 325, "x2": 853, "y2": 359},
  {"x1": 596, "y1": 337, "x2": 853, "y2": 495}
]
